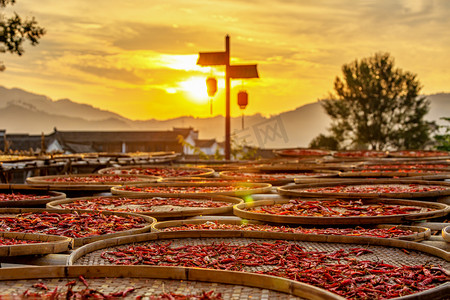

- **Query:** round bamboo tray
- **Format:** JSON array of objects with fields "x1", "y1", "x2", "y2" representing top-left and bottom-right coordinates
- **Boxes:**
[
  {"x1": 273, "y1": 148, "x2": 332, "y2": 158},
  {"x1": 219, "y1": 170, "x2": 339, "y2": 186},
  {"x1": 152, "y1": 219, "x2": 430, "y2": 241},
  {"x1": 26, "y1": 174, "x2": 161, "y2": 191},
  {"x1": 233, "y1": 198, "x2": 449, "y2": 225},
  {"x1": 111, "y1": 182, "x2": 273, "y2": 198},
  {"x1": 0, "y1": 184, "x2": 65, "y2": 207},
  {"x1": 0, "y1": 208, "x2": 156, "y2": 247},
  {"x1": 47, "y1": 195, "x2": 243, "y2": 219},
  {"x1": 0, "y1": 232, "x2": 72, "y2": 256},
  {"x1": 388, "y1": 150, "x2": 450, "y2": 159},
  {"x1": 279, "y1": 179, "x2": 450, "y2": 199},
  {"x1": 161, "y1": 176, "x2": 243, "y2": 183},
  {"x1": 0, "y1": 265, "x2": 343, "y2": 300},
  {"x1": 97, "y1": 165, "x2": 215, "y2": 178},
  {"x1": 339, "y1": 169, "x2": 450, "y2": 178},
  {"x1": 68, "y1": 231, "x2": 450, "y2": 299},
  {"x1": 443, "y1": 226, "x2": 450, "y2": 242},
  {"x1": 332, "y1": 150, "x2": 389, "y2": 160}
]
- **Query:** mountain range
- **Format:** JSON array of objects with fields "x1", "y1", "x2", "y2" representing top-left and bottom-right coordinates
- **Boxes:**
[{"x1": 0, "y1": 86, "x2": 449, "y2": 148}]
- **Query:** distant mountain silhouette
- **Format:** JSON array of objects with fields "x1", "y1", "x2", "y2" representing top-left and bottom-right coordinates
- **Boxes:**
[{"x1": 0, "y1": 86, "x2": 449, "y2": 148}]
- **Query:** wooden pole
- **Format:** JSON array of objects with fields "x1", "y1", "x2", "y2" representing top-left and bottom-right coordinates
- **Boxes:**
[{"x1": 225, "y1": 35, "x2": 231, "y2": 160}]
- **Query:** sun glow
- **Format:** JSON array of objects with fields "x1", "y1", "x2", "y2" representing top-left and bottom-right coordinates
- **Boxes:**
[{"x1": 178, "y1": 76, "x2": 210, "y2": 103}]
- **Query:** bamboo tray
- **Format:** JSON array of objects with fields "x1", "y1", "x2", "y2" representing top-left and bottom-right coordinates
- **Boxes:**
[
  {"x1": 0, "y1": 208, "x2": 156, "y2": 247},
  {"x1": 233, "y1": 198, "x2": 449, "y2": 225},
  {"x1": 219, "y1": 170, "x2": 339, "y2": 186},
  {"x1": 26, "y1": 173, "x2": 161, "y2": 191},
  {"x1": 0, "y1": 184, "x2": 65, "y2": 207},
  {"x1": 331, "y1": 150, "x2": 389, "y2": 160},
  {"x1": 151, "y1": 219, "x2": 431, "y2": 241},
  {"x1": 388, "y1": 150, "x2": 450, "y2": 159},
  {"x1": 97, "y1": 165, "x2": 215, "y2": 178},
  {"x1": 0, "y1": 232, "x2": 72, "y2": 257},
  {"x1": 443, "y1": 225, "x2": 450, "y2": 242},
  {"x1": 68, "y1": 231, "x2": 450, "y2": 299},
  {"x1": 279, "y1": 179, "x2": 450, "y2": 199},
  {"x1": 0, "y1": 265, "x2": 343, "y2": 300},
  {"x1": 47, "y1": 195, "x2": 243, "y2": 219},
  {"x1": 339, "y1": 169, "x2": 450, "y2": 178},
  {"x1": 111, "y1": 182, "x2": 273, "y2": 198},
  {"x1": 273, "y1": 148, "x2": 332, "y2": 158}
]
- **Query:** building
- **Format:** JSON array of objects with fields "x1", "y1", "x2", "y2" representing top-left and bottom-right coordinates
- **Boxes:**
[{"x1": 1, "y1": 128, "x2": 200, "y2": 155}]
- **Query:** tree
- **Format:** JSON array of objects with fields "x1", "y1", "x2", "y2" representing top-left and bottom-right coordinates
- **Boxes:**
[
  {"x1": 435, "y1": 117, "x2": 450, "y2": 151},
  {"x1": 311, "y1": 52, "x2": 437, "y2": 151},
  {"x1": 0, "y1": 0, "x2": 45, "y2": 71}
]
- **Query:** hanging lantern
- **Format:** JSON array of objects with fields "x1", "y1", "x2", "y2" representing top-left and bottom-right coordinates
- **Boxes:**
[
  {"x1": 206, "y1": 77, "x2": 218, "y2": 97},
  {"x1": 237, "y1": 90, "x2": 248, "y2": 109}
]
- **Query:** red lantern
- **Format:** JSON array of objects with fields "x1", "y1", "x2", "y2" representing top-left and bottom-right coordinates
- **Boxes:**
[
  {"x1": 237, "y1": 90, "x2": 248, "y2": 109},
  {"x1": 206, "y1": 77, "x2": 217, "y2": 97}
]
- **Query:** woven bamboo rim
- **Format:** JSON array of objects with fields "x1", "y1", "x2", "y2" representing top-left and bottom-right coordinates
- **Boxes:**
[
  {"x1": 0, "y1": 184, "x2": 66, "y2": 207},
  {"x1": 151, "y1": 219, "x2": 430, "y2": 241},
  {"x1": 294, "y1": 175, "x2": 450, "y2": 184},
  {"x1": 0, "y1": 231, "x2": 72, "y2": 257},
  {"x1": 233, "y1": 198, "x2": 450, "y2": 225},
  {"x1": 279, "y1": 179, "x2": 450, "y2": 199},
  {"x1": 0, "y1": 265, "x2": 344, "y2": 300},
  {"x1": 111, "y1": 182, "x2": 273, "y2": 198},
  {"x1": 443, "y1": 226, "x2": 450, "y2": 243},
  {"x1": 0, "y1": 208, "x2": 156, "y2": 248},
  {"x1": 339, "y1": 169, "x2": 450, "y2": 178},
  {"x1": 25, "y1": 174, "x2": 161, "y2": 191},
  {"x1": 97, "y1": 165, "x2": 215, "y2": 178},
  {"x1": 46, "y1": 194, "x2": 243, "y2": 219}
]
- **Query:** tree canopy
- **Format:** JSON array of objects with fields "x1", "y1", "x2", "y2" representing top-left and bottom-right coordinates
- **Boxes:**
[
  {"x1": 0, "y1": 0, "x2": 45, "y2": 71},
  {"x1": 310, "y1": 52, "x2": 436, "y2": 151}
]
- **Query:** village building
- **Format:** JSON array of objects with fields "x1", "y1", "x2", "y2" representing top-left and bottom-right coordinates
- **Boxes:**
[{"x1": 0, "y1": 128, "x2": 223, "y2": 157}]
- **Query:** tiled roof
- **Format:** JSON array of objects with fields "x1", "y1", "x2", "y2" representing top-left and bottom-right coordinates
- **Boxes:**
[
  {"x1": 51, "y1": 130, "x2": 193, "y2": 143},
  {"x1": 195, "y1": 139, "x2": 217, "y2": 148}
]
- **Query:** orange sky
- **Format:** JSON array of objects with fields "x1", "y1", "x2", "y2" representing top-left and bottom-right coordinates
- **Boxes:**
[{"x1": 1, "y1": 0, "x2": 449, "y2": 120}]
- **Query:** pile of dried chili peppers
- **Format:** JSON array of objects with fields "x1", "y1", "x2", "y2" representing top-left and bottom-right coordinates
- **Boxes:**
[
  {"x1": 296, "y1": 184, "x2": 448, "y2": 194},
  {"x1": 0, "y1": 237, "x2": 40, "y2": 246},
  {"x1": 0, "y1": 211, "x2": 147, "y2": 238},
  {"x1": 163, "y1": 222, "x2": 416, "y2": 238},
  {"x1": 246, "y1": 199, "x2": 428, "y2": 217},
  {"x1": 42, "y1": 175, "x2": 147, "y2": 183},
  {"x1": 57, "y1": 197, "x2": 230, "y2": 212},
  {"x1": 106, "y1": 167, "x2": 208, "y2": 177},
  {"x1": 0, "y1": 193, "x2": 50, "y2": 202},
  {"x1": 100, "y1": 240, "x2": 450, "y2": 299},
  {"x1": 119, "y1": 185, "x2": 253, "y2": 194},
  {"x1": 0, "y1": 276, "x2": 222, "y2": 299},
  {"x1": 363, "y1": 164, "x2": 449, "y2": 170}
]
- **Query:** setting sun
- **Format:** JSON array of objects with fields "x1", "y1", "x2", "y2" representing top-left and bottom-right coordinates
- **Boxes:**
[{"x1": 178, "y1": 76, "x2": 210, "y2": 103}]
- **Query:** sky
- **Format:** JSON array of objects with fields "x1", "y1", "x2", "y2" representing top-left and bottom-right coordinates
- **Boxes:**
[{"x1": 1, "y1": 0, "x2": 449, "y2": 120}]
